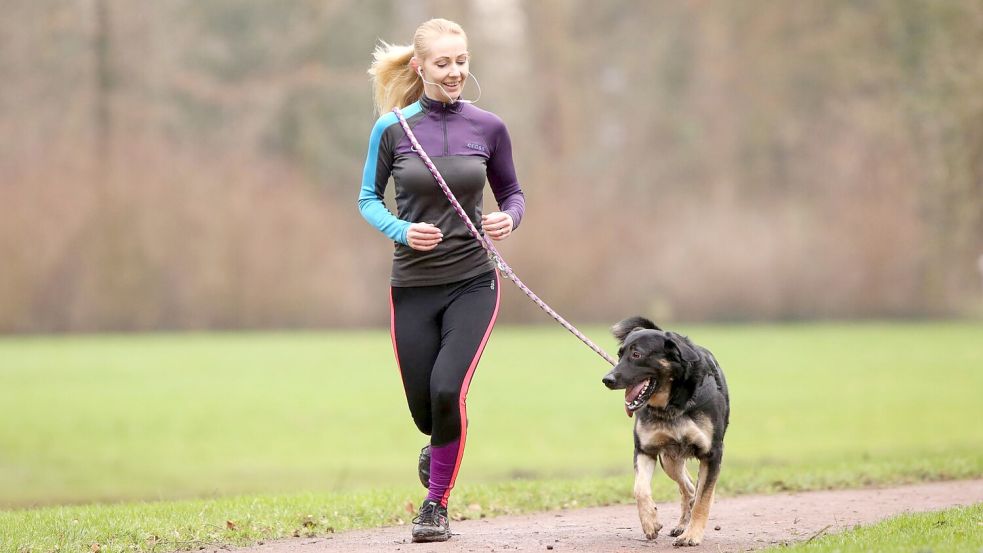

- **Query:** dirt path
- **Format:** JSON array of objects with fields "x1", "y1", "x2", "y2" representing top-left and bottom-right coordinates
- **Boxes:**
[{"x1": 235, "y1": 480, "x2": 982, "y2": 553}]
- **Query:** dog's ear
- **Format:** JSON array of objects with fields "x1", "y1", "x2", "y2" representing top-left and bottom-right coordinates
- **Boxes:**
[
  {"x1": 611, "y1": 316, "x2": 662, "y2": 344},
  {"x1": 664, "y1": 333, "x2": 700, "y2": 365}
]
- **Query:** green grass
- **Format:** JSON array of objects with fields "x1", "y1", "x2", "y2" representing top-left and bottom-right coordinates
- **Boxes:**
[
  {"x1": 763, "y1": 503, "x2": 983, "y2": 552},
  {"x1": 0, "y1": 477, "x2": 631, "y2": 552},
  {"x1": 1, "y1": 321, "x2": 981, "y2": 551}
]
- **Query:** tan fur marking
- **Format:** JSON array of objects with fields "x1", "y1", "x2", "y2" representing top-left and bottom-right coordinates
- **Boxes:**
[
  {"x1": 633, "y1": 454, "x2": 662, "y2": 539},
  {"x1": 645, "y1": 361, "x2": 672, "y2": 408},
  {"x1": 660, "y1": 453, "x2": 695, "y2": 535},
  {"x1": 674, "y1": 460, "x2": 716, "y2": 546},
  {"x1": 689, "y1": 415, "x2": 714, "y2": 454},
  {"x1": 635, "y1": 415, "x2": 714, "y2": 455},
  {"x1": 646, "y1": 378, "x2": 672, "y2": 408}
]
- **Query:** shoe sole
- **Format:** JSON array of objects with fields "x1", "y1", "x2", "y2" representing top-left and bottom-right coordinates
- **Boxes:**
[{"x1": 411, "y1": 530, "x2": 451, "y2": 543}]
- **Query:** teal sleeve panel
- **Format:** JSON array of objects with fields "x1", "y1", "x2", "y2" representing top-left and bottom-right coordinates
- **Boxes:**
[{"x1": 358, "y1": 111, "x2": 410, "y2": 245}]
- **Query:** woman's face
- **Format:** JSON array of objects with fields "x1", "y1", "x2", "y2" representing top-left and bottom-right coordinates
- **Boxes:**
[{"x1": 419, "y1": 33, "x2": 469, "y2": 102}]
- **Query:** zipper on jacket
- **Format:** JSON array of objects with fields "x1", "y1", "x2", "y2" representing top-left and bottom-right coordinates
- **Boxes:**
[{"x1": 441, "y1": 110, "x2": 448, "y2": 156}]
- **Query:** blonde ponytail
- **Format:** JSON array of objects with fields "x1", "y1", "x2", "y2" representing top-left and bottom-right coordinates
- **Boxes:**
[
  {"x1": 368, "y1": 18, "x2": 468, "y2": 115},
  {"x1": 368, "y1": 42, "x2": 423, "y2": 115}
]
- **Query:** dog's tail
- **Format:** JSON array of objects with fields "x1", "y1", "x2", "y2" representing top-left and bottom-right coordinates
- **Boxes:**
[{"x1": 611, "y1": 316, "x2": 661, "y2": 344}]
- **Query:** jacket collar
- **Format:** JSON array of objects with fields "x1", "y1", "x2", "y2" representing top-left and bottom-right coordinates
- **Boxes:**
[{"x1": 419, "y1": 94, "x2": 465, "y2": 114}]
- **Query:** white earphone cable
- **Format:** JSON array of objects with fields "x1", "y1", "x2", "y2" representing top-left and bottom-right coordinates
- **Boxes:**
[{"x1": 417, "y1": 68, "x2": 481, "y2": 105}]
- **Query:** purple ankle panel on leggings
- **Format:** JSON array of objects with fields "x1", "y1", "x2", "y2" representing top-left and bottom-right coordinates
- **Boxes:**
[{"x1": 425, "y1": 438, "x2": 461, "y2": 506}]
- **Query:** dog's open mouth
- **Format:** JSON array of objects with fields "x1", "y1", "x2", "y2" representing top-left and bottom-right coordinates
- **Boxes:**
[{"x1": 624, "y1": 378, "x2": 656, "y2": 416}]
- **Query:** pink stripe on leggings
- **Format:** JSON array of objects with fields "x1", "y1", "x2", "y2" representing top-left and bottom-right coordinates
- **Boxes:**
[
  {"x1": 388, "y1": 287, "x2": 403, "y2": 379},
  {"x1": 440, "y1": 271, "x2": 501, "y2": 506}
]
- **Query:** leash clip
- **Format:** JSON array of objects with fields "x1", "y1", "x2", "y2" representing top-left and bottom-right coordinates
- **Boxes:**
[{"x1": 488, "y1": 251, "x2": 507, "y2": 272}]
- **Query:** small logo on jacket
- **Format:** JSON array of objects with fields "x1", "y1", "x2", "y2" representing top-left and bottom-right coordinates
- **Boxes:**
[{"x1": 466, "y1": 142, "x2": 488, "y2": 153}]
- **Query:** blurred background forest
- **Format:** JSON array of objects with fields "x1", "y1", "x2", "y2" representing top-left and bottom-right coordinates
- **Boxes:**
[{"x1": 1, "y1": 0, "x2": 981, "y2": 333}]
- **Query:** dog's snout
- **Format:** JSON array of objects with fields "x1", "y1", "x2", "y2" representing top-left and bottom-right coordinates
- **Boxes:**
[{"x1": 602, "y1": 372, "x2": 618, "y2": 389}]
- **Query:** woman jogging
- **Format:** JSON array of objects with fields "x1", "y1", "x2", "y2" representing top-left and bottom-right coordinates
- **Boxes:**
[{"x1": 357, "y1": 18, "x2": 526, "y2": 543}]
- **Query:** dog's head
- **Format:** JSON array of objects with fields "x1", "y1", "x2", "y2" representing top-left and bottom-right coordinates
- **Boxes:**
[{"x1": 602, "y1": 316, "x2": 701, "y2": 417}]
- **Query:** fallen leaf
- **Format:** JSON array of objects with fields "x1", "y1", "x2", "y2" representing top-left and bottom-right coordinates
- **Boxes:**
[
  {"x1": 226, "y1": 520, "x2": 237, "y2": 531},
  {"x1": 405, "y1": 501, "x2": 415, "y2": 514}
]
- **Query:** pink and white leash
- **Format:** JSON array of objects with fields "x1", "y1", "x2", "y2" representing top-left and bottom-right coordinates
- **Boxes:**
[{"x1": 393, "y1": 106, "x2": 616, "y2": 366}]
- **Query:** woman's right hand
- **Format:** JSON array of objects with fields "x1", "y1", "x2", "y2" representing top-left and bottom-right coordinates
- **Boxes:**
[{"x1": 407, "y1": 222, "x2": 443, "y2": 251}]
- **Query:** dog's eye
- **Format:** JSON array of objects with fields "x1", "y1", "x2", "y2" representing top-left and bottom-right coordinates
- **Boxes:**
[{"x1": 630, "y1": 351, "x2": 641, "y2": 360}]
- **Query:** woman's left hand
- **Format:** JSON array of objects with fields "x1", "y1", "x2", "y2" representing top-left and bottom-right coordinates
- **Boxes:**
[{"x1": 481, "y1": 212, "x2": 513, "y2": 241}]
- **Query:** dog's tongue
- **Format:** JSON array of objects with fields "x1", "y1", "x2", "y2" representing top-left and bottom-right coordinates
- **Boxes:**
[{"x1": 624, "y1": 379, "x2": 651, "y2": 417}]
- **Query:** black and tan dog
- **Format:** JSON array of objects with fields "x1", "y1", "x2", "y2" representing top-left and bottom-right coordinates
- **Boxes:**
[{"x1": 602, "y1": 316, "x2": 729, "y2": 547}]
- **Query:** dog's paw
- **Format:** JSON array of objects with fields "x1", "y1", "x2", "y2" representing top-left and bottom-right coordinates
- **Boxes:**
[
  {"x1": 672, "y1": 535, "x2": 702, "y2": 547},
  {"x1": 642, "y1": 521, "x2": 663, "y2": 540},
  {"x1": 669, "y1": 525, "x2": 686, "y2": 537}
]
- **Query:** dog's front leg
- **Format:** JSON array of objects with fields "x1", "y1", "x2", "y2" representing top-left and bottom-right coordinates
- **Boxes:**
[
  {"x1": 633, "y1": 452, "x2": 662, "y2": 539},
  {"x1": 673, "y1": 454, "x2": 721, "y2": 547}
]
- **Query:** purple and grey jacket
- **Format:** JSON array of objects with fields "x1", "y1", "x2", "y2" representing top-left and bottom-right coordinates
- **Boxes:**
[{"x1": 358, "y1": 95, "x2": 526, "y2": 287}]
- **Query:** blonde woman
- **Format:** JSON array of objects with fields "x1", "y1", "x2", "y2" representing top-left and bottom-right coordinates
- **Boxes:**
[{"x1": 358, "y1": 18, "x2": 526, "y2": 542}]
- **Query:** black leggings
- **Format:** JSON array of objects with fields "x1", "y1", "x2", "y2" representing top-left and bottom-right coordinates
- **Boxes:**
[{"x1": 389, "y1": 270, "x2": 500, "y2": 446}]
